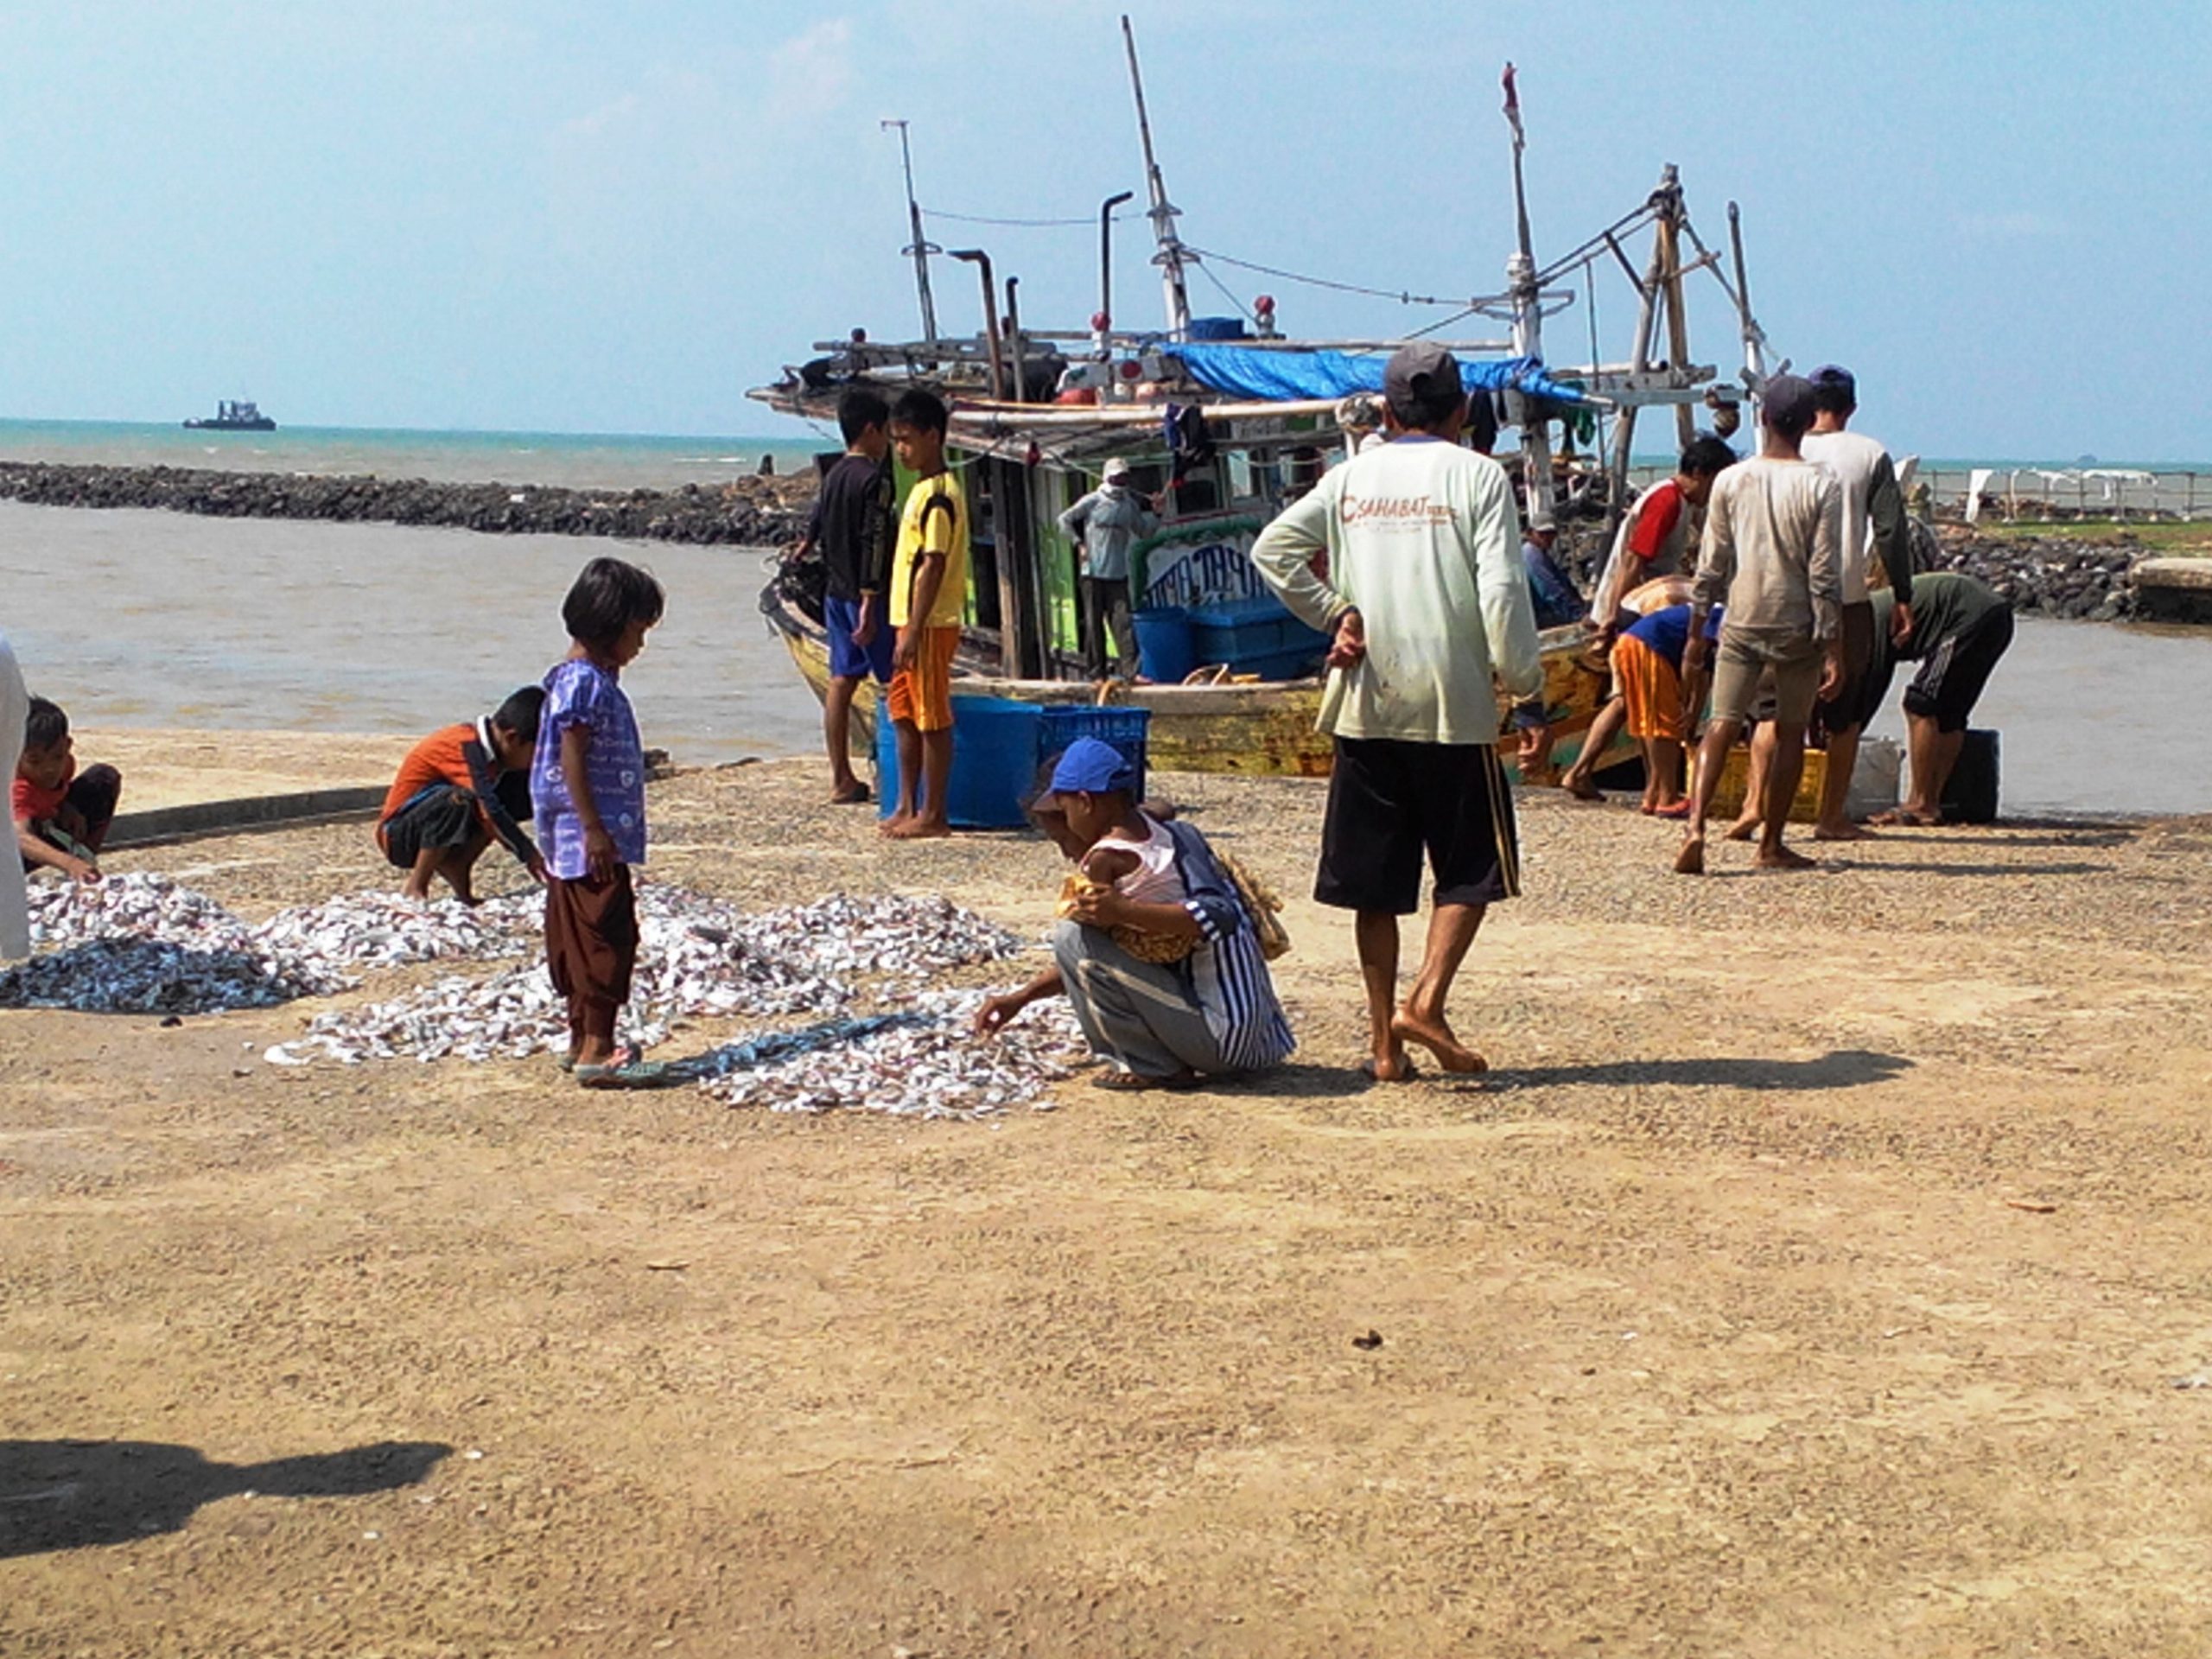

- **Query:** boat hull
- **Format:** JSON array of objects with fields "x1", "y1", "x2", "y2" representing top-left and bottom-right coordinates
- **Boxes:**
[{"x1": 763, "y1": 590, "x2": 1627, "y2": 783}]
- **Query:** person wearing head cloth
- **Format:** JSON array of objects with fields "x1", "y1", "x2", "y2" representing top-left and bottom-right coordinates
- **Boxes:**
[
  {"x1": 1056, "y1": 457, "x2": 1160, "y2": 683},
  {"x1": 1249, "y1": 340, "x2": 1548, "y2": 1084},
  {"x1": 974, "y1": 738, "x2": 1293, "y2": 1090},
  {"x1": 1675, "y1": 372, "x2": 1845, "y2": 875},
  {"x1": 0, "y1": 631, "x2": 31, "y2": 960}
]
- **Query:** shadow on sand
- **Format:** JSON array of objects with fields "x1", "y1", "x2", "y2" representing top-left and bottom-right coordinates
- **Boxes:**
[
  {"x1": 0, "y1": 1439, "x2": 450, "y2": 1557},
  {"x1": 1490, "y1": 1049, "x2": 1911, "y2": 1093}
]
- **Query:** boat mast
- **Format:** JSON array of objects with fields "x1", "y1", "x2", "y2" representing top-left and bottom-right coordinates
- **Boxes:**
[
  {"x1": 1122, "y1": 16, "x2": 1192, "y2": 340},
  {"x1": 882, "y1": 118, "x2": 940, "y2": 341},
  {"x1": 1501, "y1": 65, "x2": 1557, "y2": 526}
]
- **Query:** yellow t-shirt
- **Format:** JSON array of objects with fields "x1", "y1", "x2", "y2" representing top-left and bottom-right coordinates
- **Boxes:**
[{"x1": 889, "y1": 468, "x2": 969, "y2": 630}]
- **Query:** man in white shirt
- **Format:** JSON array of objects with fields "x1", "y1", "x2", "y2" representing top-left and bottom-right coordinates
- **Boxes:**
[
  {"x1": 1676, "y1": 373, "x2": 1844, "y2": 875},
  {"x1": 1251, "y1": 343, "x2": 1547, "y2": 1082}
]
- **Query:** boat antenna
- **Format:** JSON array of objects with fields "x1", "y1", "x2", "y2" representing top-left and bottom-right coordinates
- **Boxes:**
[
  {"x1": 1499, "y1": 63, "x2": 1558, "y2": 526},
  {"x1": 1121, "y1": 16, "x2": 1192, "y2": 339},
  {"x1": 882, "y1": 118, "x2": 940, "y2": 341}
]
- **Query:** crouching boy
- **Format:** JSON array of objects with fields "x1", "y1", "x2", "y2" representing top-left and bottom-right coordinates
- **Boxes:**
[
  {"x1": 14, "y1": 696, "x2": 123, "y2": 884},
  {"x1": 973, "y1": 738, "x2": 1294, "y2": 1090},
  {"x1": 378, "y1": 688, "x2": 548, "y2": 902}
]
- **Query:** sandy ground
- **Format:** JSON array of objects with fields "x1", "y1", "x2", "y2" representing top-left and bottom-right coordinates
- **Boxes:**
[
  {"x1": 78, "y1": 728, "x2": 417, "y2": 815},
  {"x1": 5, "y1": 755, "x2": 2212, "y2": 1656}
]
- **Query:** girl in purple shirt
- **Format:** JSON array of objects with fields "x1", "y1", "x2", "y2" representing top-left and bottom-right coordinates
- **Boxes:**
[{"x1": 531, "y1": 556, "x2": 665, "y2": 1088}]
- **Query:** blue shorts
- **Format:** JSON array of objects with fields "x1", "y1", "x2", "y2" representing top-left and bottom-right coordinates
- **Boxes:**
[{"x1": 825, "y1": 594, "x2": 894, "y2": 683}]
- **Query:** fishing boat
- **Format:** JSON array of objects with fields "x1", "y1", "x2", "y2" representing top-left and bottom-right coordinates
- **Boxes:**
[
  {"x1": 751, "y1": 21, "x2": 1774, "y2": 780},
  {"x1": 184, "y1": 399, "x2": 276, "y2": 432}
]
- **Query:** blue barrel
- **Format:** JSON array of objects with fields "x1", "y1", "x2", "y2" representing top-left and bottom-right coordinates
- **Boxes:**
[
  {"x1": 875, "y1": 695, "x2": 1042, "y2": 829},
  {"x1": 1132, "y1": 608, "x2": 1197, "y2": 685}
]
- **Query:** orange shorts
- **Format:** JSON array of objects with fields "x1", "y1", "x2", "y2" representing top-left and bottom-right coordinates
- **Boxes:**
[
  {"x1": 1615, "y1": 633, "x2": 1688, "y2": 742},
  {"x1": 887, "y1": 626, "x2": 960, "y2": 734}
]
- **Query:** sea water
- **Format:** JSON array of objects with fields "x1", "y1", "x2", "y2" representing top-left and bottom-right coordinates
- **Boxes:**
[{"x1": 2, "y1": 497, "x2": 2209, "y2": 815}]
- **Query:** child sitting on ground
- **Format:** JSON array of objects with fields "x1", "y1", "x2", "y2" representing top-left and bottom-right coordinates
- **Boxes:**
[
  {"x1": 378, "y1": 687, "x2": 548, "y2": 903},
  {"x1": 14, "y1": 696, "x2": 123, "y2": 885},
  {"x1": 532, "y1": 556, "x2": 669, "y2": 1090}
]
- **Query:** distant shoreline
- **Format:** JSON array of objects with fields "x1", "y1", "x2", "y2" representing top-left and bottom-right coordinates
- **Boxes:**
[{"x1": 0, "y1": 459, "x2": 813, "y2": 547}]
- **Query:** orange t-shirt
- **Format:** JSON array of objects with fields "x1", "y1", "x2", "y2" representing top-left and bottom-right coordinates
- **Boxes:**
[
  {"x1": 12, "y1": 760, "x2": 72, "y2": 823},
  {"x1": 377, "y1": 724, "x2": 477, "y2": 848}
]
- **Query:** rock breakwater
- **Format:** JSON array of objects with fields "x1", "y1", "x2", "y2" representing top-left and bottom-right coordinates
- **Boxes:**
[
  {"x1": 1924, "y1": 528, "x2": 2144, "y2": 621},
  {"x1": 0, "y1": 461, "x2": 814, "y2": 547}
]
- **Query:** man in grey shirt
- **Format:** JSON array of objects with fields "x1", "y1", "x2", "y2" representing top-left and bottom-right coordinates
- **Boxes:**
[
  {"x1": 1676, "y1": 373, "x2": 1843, "y2": 875},
  {"x1": 1057, "y1": 457, "x2": 1160, "y2": 682}
]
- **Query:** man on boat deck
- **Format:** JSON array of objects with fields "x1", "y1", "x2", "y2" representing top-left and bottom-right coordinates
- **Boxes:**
[
  {"x1": 1250, "y1": 341, "x2": 1548, "y2": 1084},
  {"x1": 882, "y1": 387, "x2": 969, "y2": 841},
  {"x1": 1057, "y1": 456, "x2": 1160, "y2": 683},
  {"x1": 800, "y1": 387, "x2": 897, "y2": 804}
]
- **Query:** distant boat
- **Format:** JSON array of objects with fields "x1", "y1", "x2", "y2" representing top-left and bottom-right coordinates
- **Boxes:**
[{"x1": 184, "y1": 399, "x2": 276, "y2": 432}]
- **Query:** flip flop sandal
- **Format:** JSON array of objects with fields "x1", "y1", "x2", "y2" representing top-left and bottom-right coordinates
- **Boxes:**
[
  {"x1": 1650, "y1": 802, "x2": 1692, "y2": 820},
  {"x1": 558, "y1": 1042, "x2": 640, "y2": 1075},
  {"x1": 1094, "y1": 1068, "x2": 1202, "y2": 1092},
  {"x1": 575, "y1": 1056, "x2": 677, "y2": 1090}
]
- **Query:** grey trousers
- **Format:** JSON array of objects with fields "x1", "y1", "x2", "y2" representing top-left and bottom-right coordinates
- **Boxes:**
[
  {"x1": 1081, "y1": 575, "x2": 1138, "y2": 680},
  {"x1": 1052, "y1": 919, "x2": 1232, "y2": 1079}
]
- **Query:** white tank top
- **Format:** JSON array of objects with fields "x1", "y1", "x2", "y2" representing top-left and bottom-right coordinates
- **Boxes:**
[{"x1": 1099, "y1": 817, "x2": 1185, "y2": 906}]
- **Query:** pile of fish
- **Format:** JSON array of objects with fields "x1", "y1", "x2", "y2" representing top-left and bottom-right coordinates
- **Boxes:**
[
  {"x1": 734, "y1": 893, "x2": 1027, "y2": 982},
  {"x1": 2, "y1": 874, "x2": 347, "y2": 1014},
  {"x1": 251, "y1": 891, "x2": 535, "y2": 968},
  {"x1": 688, "y1": 991, "x2": 1085, "y2": 1118},
  {"x1": 265, "y1": 886, "x2": 849, "y2": 1065}
]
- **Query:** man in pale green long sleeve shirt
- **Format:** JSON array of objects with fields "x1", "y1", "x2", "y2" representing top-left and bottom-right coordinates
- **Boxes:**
[{"x1": 1250, "y1": 342, "x2": 1548, "y2": 1085}]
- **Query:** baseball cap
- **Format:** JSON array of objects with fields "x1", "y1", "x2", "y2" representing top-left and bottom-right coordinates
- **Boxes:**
[
  {"x1": 1808, "y1": 364, "x2": 1857, "y2": 408},
  {"x1": 1102, "y1": 456, "x2": 1133, "y2": 480},
  {"x1": 1382, "y1": 341, "x2": 1465, "y2": 422},
  {"x1": 1031, "y1": 737, "x2": 1135, "y2": 812},
  {"x1": 1760, "y1": 372, "x2": 1819, "y2": 432}
]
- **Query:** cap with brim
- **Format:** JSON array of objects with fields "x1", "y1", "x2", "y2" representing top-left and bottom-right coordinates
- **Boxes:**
[
  {"x1": 1760, "y1": 372, "x2": 1819, "y2": 431},
  {"x1": 1028, "y1": 736, "x2": 1136, "y2": 815},
  {"x1": 1382, "y1": 341, "x2": 1465, "y2": 422},
  {"x1": 1103, "y1": 457, "x2": 1133, "y2": 480}
]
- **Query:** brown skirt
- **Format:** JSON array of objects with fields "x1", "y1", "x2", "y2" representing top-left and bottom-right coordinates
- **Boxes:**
[{"x1": 545, "y1": 867, "x2": 638, "y2": 1007}]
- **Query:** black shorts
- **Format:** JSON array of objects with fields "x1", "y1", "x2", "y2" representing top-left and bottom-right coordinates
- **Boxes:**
[
  {"x1": 380, "y1": 785, "x2": 483, "y2": 868},
  {"x1": 1904, "y1": 607, "x2": 2013, "y2": 734},
  {"x1": 1316, "y1": 738, "x2": 1521, "y2": 915},
  {"x1": 1812, "y1": 600, "x2": 1877, "y2": 741}
]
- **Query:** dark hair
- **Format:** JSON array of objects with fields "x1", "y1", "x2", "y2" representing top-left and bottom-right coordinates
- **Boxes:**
[
  {"x1": 1679, "y1": 435, "x2": 1738, "y2": 479},
  {"x1": 23, "y1": 696, "x2": 67, "y2": 752},
  {"x1": 1461, "y1": 389, "x2": 1499, "y2": 453},
  {"x1": 889, "y1": 387, "x2": 949, "y2": 437},
  {"x1": 561, "y1": 556, "x2": 665, "y2": 648},
  {"x1": 493, "y1": 684, "x2": 547, "y2": 746},
  {"x1": 1808, "y1": 365, "x2": 1857, "y2": 417},
  {"x1": 837, "y1": 387, "x2": 890, "y2": 445}
]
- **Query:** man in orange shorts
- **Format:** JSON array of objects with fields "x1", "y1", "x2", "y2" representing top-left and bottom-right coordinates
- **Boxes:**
[
  {"x1": 1610, "y1": 602, "x2": 1720, "y2": 816},
  {"x1": 882, "y1": 387, "x2": 969, "y2": 839}
]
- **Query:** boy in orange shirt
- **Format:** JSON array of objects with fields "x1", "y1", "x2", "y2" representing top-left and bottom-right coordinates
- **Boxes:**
[
  {"x1": 378, "y1": 687, "x2": 546, "y2": 902},
  {"x1": 13, "y1": 697, "x2": 123, "y2": 884}
]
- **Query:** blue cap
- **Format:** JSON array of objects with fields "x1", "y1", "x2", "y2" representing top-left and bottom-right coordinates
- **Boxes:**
[{"x1": 1046, "y1": 736, "x2": 1135, "y2": 798}]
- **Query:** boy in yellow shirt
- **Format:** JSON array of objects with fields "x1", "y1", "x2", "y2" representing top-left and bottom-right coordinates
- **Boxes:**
[{"x1": 881, "y1": 388, "x2": 969, "y2": 840}]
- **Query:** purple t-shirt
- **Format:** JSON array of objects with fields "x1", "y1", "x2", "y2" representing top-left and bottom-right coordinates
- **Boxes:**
[{"x1": 531, "y1": 658, "x2": 646, "y2": 879}]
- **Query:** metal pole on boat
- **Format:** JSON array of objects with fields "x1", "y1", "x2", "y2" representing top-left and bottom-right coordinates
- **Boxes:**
[
  {"x1": 1726, "y1": 200, "x2": 1767, "y2": 399},
  {"x1": 1122, "y1": 15, "x2": 1192, "y2": 339},
  {"x1": 1654, "y1": 171, "x2": 1695, "y2": 449},
  {"x1": 1097, "y1": 190, "x2": 1134, "y2": 366},
  {"x1": 1004, "y1": 276, "x2": 1026, "y2": 404},
  {"x1": 950, "y1": 250, "x2": 1005, "y2": 401},
  {"x1": 882, "y1": 119, "x2": 940, "y2": 342},
  {"x1": 1605, "y1": 170, "x2": 1673, "y2": 531},
  {"x1": 1500, "y1": 63, "x2": 1557, "y2": 527}
]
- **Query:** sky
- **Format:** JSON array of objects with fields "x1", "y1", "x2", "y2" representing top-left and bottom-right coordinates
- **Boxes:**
[{"x1": 0, "y1": 0, "x2": 2206, "y2": 461}]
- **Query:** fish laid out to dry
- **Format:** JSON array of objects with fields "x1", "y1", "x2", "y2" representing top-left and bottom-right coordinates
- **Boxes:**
[
  {"x1": 253, "y1": 890, "x2": 537, "y2": 969},
  {"x1": 685, "y1": 991, "x2": 1086, "y2": 1118},
  {"x1": 2, "y1": 874, "x2": 347, "y2": 1014},
  {"x1": 734, "y1": 893, "x2": 1026, "y2": 982}
]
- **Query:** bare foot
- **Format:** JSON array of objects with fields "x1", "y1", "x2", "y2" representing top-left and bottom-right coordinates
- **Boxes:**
[
  {"x1": 1358, "y1": 1051, "x2": 1421, "y2": 1084},
  {"x1": 1560, "y1": 773, "x2": 1604, "y2": 802},
  {"x1": 1390, "y1": 1010, "x2": 1488, "y2": 1074},
  {"x1": 1813, "y1": 820, "x2": 1876, "y2": 842},
  {"x1": 1674, "y1": 836, "x2": 1707, "y2": 875},
  {"x1": 1753, "y1": 843, "x2": 1818, "y2": 871},
  {"x1": 829, "y1": 781, "x2": 871, "y2": 805},
  {"x1": 878, "y1": 811, "x2": 912, "y2": 838},
  {"x1": 1722, "y1": 816, "x2": 1759, "y2": 842},
  {"x1": 1871, "y1": 807, "x2": 1942, "y2": 828},
  {"x1": 888, "y1": 816, "x2": 952, "y2": 841}
]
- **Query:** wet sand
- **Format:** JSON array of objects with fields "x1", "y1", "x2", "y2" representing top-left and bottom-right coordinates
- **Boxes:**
[{"x1": 5, "y1": 757, "x2": 2212, "y2": 1655}]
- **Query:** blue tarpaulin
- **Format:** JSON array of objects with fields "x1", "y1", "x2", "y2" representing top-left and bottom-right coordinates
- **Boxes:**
[{"x1": 1160, "y1": 343, "x2": 1588, "y2": 406}]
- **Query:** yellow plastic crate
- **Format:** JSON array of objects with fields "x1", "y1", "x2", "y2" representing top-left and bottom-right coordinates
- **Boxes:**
[{"x1": 1700, "y1": 745, "x2": 1827, "y2": 825}]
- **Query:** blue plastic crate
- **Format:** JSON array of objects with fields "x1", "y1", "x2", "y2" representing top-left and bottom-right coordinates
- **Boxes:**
[
  {"x1": 1185, "y1": 594, "x2": 1328, "y2": 671},
  {"x1": 874, "y1": 696, "x2": 1043, "y2": 829},
  {"x1": 1037, "y1": 704, "x2": 1151, "y2": 804}
]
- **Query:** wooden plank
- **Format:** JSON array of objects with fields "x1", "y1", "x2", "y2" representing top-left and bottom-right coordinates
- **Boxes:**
[{"x1": 106, "y1": 786, "x2": 388, "y2": 849}]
